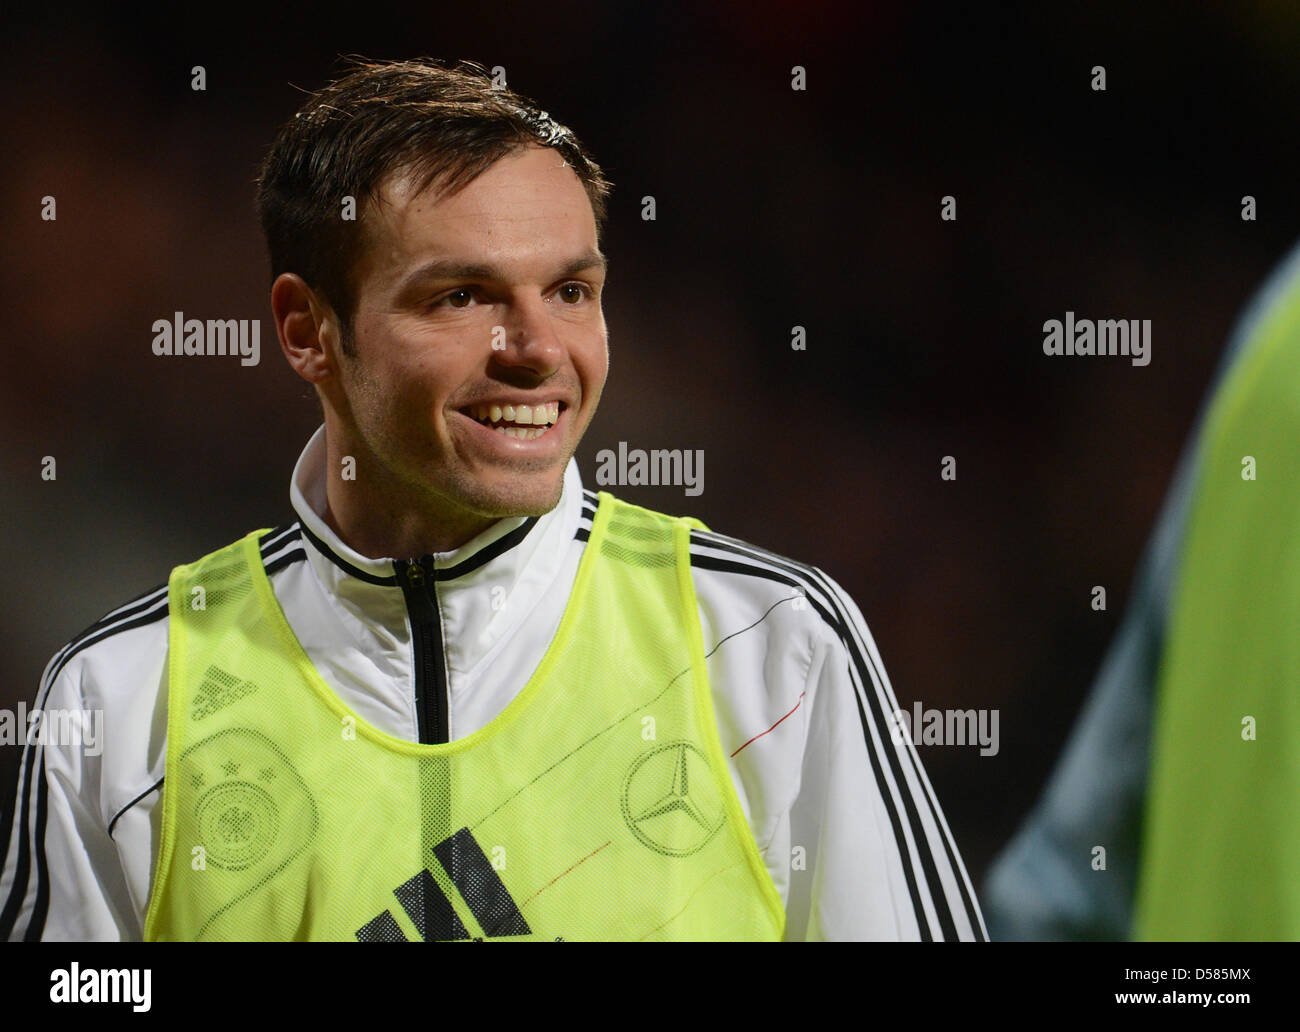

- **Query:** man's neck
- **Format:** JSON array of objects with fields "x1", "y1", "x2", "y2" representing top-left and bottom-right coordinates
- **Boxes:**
[
  {"x1": 321, "y1": 436, "x2": 498, "y2": 560},
  {"x1": 321, "y1": 490, "x2": 498, "y2": 560}
]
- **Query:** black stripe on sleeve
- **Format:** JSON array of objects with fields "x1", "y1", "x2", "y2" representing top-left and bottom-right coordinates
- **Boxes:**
[
  {"x1": 264, "y1": 548, "x2": 308, "y2": 578},
  {"x1": 24, "y1": 760, "x2": 50, "y2": 941},
  {"x1": 689, "y1": 531, "x2": 983, "y2": 941},
  {"x1": 47, "y1": 585, "x2": 168, "y2": 676},
  {"x1": 844, "y1": 656, "x2": 936, "y2": 940},
  {"x1": 812, "y1": 569, "x2": 986, "y2": 941},
  {"x1": 1, "y1": 600, "x2": 171, "y2": 942},
  {"x1": 0, "y1": 738, "x2": 36, "y2": 940},
  {"x1": 258, "y1": 523, "x2": 300, "y2": 554},
  {"x1": 47, "y1": 604, "x2": 169, "y2": 693},
  {"x1": 7, "y1": 530, "x2": 307, "y2": 942},
  {"x1": 686, "y1": 551, "x2": 934, "y2": 939}
]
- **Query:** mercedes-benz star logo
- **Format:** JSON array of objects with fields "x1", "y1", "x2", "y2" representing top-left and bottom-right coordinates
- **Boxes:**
[{"x1": 621, "y1": 742, "x2": 726, "y2": 857}]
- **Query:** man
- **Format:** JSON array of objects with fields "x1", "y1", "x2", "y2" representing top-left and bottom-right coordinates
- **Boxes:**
[{"x1": 1, "y1": 57, "x2": 984, "y2": 941}]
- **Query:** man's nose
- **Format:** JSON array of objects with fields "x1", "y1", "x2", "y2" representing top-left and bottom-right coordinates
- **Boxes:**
[{"x1": 489, "y1": 297, "x2": 564, "y2": 376}]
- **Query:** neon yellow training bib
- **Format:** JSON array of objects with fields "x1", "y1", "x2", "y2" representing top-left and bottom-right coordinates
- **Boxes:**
[
  {"x1": 144, "y1": 492, "x2": 785, "y2": 941},
  {"x1": 1134, "y1": 268, "x2": 1300, "y2": 940}
]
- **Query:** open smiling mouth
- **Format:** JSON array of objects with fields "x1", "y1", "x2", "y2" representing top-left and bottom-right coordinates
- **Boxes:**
[{"x1": 465, "y1": 401, "x2": 562, "y2": 440}]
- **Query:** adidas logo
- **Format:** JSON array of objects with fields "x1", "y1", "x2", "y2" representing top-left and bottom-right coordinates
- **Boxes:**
[
  {"x1": 357, "y1": 827, "x2": 539, "y2": 942},
  {"x1": 192, "y1": 665, "x2": 257, "y2": 721}
]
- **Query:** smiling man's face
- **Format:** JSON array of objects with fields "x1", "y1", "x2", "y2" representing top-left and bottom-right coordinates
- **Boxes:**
[{"x1": 322, "y1": 144, "x2": 608, "y2": 554}]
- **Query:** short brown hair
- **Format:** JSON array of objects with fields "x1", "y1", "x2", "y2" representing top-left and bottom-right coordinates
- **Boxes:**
[{"x1": 256, "y1": 56, "x2": 613, "y2": 344}]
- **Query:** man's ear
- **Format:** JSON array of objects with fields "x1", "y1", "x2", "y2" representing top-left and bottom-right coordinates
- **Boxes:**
[{"x1": 271, "y1": 273, "x2": 343, "y2": 385}]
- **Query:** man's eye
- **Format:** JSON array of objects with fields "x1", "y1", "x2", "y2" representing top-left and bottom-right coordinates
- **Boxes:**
[
  {"x1": 557, "y1": 283, "x2": 591, "y2": 304},
  {"x1": 441, "y1": 287, "x2": 475, "y2": 309}
]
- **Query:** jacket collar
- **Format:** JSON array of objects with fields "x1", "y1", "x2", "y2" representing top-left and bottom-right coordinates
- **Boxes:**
[{"x1": 287, "y1": 425, "x2": 583, "y2": 675}]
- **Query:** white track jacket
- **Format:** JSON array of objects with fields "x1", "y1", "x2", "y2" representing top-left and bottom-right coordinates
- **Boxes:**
[{"x1": 1, "y1": 426, "x2": 986, "y2": 941}]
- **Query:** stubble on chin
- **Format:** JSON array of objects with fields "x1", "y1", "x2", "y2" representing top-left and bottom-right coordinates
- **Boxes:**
[{"x1": 443, "y1": 467, "x2": 568, "y2": 521}]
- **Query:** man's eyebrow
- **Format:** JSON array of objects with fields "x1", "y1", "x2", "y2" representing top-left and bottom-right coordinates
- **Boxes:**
[{"x1": 399, "y1": 251, "x2": 607, "y2": 290}]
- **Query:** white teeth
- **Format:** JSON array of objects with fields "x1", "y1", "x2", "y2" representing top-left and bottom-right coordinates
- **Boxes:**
[
  {"x1": 474, "y1": 401, "x2": 560, "y2": 430},
  {"x1": 495, "y1": 426, "x2": 546, "y2": 441}
]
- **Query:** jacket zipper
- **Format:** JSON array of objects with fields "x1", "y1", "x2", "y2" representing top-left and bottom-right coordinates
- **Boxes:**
[{"x1": 396, "y1": 557, "x2": 450, "y2": 744}]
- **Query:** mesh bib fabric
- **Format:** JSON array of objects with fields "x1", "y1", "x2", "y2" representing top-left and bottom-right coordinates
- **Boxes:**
[{"x1": 144, "y1": 493, "x2": 785, "y2": 941}]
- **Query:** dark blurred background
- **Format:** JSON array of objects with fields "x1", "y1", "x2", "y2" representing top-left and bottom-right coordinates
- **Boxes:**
[{"x1": 4, "y1": 1, "x2": 1299, "y2": 899}]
